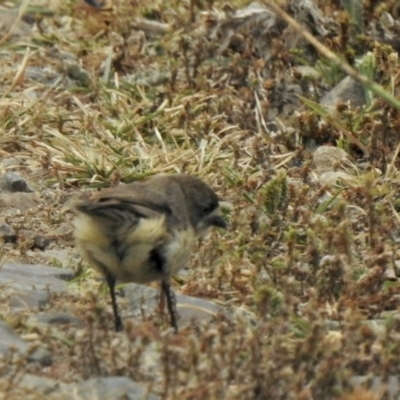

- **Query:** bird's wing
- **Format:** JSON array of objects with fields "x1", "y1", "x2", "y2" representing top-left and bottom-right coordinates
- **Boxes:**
[
  {"x1": 75, "y1": 178, "x2": 187, "y2": 230},
  {"x1": 76, "y1": 192, "x2": 171, "y2": 221}
]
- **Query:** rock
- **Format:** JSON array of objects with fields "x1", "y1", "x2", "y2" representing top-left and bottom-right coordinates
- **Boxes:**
[
  {"x1": 0, "y1": 320, "x2": 52, "y2": 366},
  {"x1": 0, "y1": 262, "x2": 74, "y2": 286},
  {"x1": 18, "y1": 230, "x2": 52, "y2": 251},
  {"x1": 17, "y1": 374, "x2": 62, "y2": 395},
  {"x1": 0, "y1": 158, "x2": 23, "y2": 168},
  {"x1": 65, "y1": 64, "x2": 91, "y2": 87},
  {"x1": 0, "y1": 9, "x2": 32, "y2": 39},
  {"x1": 122, "y1": 70, "x2": 171, "y2": 87},
  {"x1": 10, "y1": 290, "x2": 50, "y2": 310},
  {"x1": 124, "y1": 283, "x2": 224, "y2": 325},
  {"x1": 45, "y1": 47, "x2": 77, "y2": 62},
  {"x1": 34, "y1": 312, "x2": 82, "y2": 326},
  {"x1": 0, "y1": 221, "x2": 17, "y2": 243},
  {"x1": 50, "y1": 223, "x2": 73, "y2": 238},
  {"x1": 320, "y1": 76, "x2": 366, "y2": 114},
  {"x1": 317, "y1": 171, "x2": 355, "y2": 186},
  {"x1": 33, "y1": 235, "x2": 51, "y2": 251},
  {"x1": 0, "y1": 192, "x2": 40, "y2": 214},
  {"x1": 350, "y1": 376, "x2": 400, "y2": 399},
  {"x1": 266, "y1": 83, "x2": 303, "y2": 121},
  {"x1": 130, "y1": 18, "x2": 169, "y2": 35},
  {"x1": 39, "y1": 248, "x2": 77, "y2": 268},
  {"x1": 62, "y1": 377, "x2": 160, "y2": 400},
  {"x1": 0, "y1": 263, "x2": 74, "y2": 309},
  {"x1": 25, "y1": 67, "x2": 62, "y2": 86},
  {"x1": 312, "y1": 146, "x2": 351, "y2": 172},
  {"x1": 7, "y1": 375, "x2": 160, "y2": 399},
  {"x1": 0, "y1": 172, "x2": 33, "y2": 193},
  {"x1": 27, "y1": 347, "x2": 52, "y2": 366},
  {"x1": 292, "y1": 65, "x2": 321, "y2": 79},
  {"x1": 124, "y1": 283, "x2": 256, "y2": 327},
  {"x1": 326, "y1": 318, "x2": 387, "y2": 336},
  {"x1": 82, "y1": 0, "x2": 105, "y2": 8}
]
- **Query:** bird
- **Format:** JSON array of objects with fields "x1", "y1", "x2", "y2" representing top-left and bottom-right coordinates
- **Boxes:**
[{"x1": 73, "y1": 173, "x2": 227, "y2": 332}]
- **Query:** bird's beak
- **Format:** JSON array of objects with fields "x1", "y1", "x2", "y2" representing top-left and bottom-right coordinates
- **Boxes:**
[{"x1": 206, "y1": 208, "x2": 227, "y2": 229}]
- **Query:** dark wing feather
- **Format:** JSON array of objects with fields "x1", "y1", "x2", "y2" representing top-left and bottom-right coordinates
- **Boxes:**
[
  {"x1": 76, "y1": 198, "x2": 170, "y2": 220},
  {"x1": 75, "y1": 183, "x2": 172, "y2": 223}
]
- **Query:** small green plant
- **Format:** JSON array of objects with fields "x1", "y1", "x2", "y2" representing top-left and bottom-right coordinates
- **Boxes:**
[
  {"x1": 261, "y1": 170, "x2": 288, "y2": 217},
  {"x1": 253, "y1": 284, "x2": 284, "y2": 317}
]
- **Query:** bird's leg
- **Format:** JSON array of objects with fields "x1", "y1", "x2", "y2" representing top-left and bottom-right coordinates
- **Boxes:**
[
  {"x1": 158, "y1": 286, "x2": 166, "y2": 315},
  {"x1": 106, "y1": 273, "x2": 123, "y2": 332},
  {"x1": 161, "y1": 280, "x2": 178, "y2": 333}
]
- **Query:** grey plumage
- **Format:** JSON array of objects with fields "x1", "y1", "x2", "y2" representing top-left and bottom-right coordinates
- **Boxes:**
[{"x1": 73, "y1": 173, "x2": 226, "y2": 332}]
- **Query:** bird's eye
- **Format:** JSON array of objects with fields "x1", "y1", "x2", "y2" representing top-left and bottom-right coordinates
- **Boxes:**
[{"x1": 202, "y1": 206, "x2": 212, "y2": 215}]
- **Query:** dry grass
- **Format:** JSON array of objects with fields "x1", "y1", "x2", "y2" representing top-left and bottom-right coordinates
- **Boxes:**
[{"x1": 1, "y1": 0, "x2": 400, "y2": 399}]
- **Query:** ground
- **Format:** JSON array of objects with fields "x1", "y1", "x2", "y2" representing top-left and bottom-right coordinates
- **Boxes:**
[{"x1": 1, "y1": 0, "x2": 400, "y2": 399}]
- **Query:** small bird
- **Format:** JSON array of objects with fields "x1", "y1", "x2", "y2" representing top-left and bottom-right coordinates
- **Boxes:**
[{"x1": 73, "y1": 174, "x2": 227, "y2": 332}]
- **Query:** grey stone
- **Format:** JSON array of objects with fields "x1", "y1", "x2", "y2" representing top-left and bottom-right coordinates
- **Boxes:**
[
  {"x1": 0, "y1": 172, "x2": 33, "y2": 193},
  {"x1": 63, "y1": 377, "x2": 160, "y2": 400},
  {"x1": 33, "y1": 235, "x2": 51, "y2": 251},
  {"x1": 46, "y1": 48, "x2": 77, "y2": 62},
  {"x1": 0, "y1": 221, "x2": 17, "y2": 243},
  {"x1": 0, "y1": 263, "x2": 74, "y2": 309},
  {"x1": 320, "y1": 76, "x2": 366, "y2": 114},
  {"x1": 292, "y1": 65, "x2": 321, "y2": 79},
  {"x1": 131, "y1": 18, "x2": 169, "y2": 35},
  {"x1": 35, "y1": 312, "x2": 82, "y2": 326},
  {"x1": 50, "y1": 223, "x2": 73, "y2": 238},
  {"x1": 124, "y1": 283, "x2": 256, "y2": 329},
  {"x1": 25, "y1": 67, "x2": 61, "y2": 86},
  {"x1": 0, "y1": 9, "x2": 32, "y2": 38},
  {"x1": 10, "y1": 289, "x2": 49, "y2": 310},
  {"x1": 27, "y1": 347, "x2": 52, "y2": 366},
  {"x1": 124, "y1": 283, "x2": 223, "y2": 325},
  {"x1": 350, "y1": 376, "x2": 400, "y2": 399},
  {"x1": 312, "y1": 146, "x2": 351, "y2": 172},
  {"x1": 83, "y1": 0, "x2": 105, "y2": 8},
  {"x1": 18, "y1": 374, "x2": 62, "y2": 395},
  {"x1": 122, "y1": 70, "x2": 171, "y2": 87},
  {"x1": 4, "y1": 375, "x2": 160, "y2": 399},
  {"x1": 40, "y1": 248, "x2": 77, "y2": 267},
  {"x1": 0, "y1": 158, "x2": 23, "y2": 168},
  {"x1": 326, "y1": 318, "x2": 388, "y2": 336},
  {"x1": 65, "y1": 64, "x2": 91, "y2": 86},
  {"x1": 291, "y1": 0, "x2": 331, "y2": 37},
  {"x1": 318, "y1": 171, "x2": 355, "y2": 186},
  {"x1": 17, "y1": 230, "x2": 52, "y2": 251},
  {"x1": 1, "y1": 262, "x2": 75, "y2": 281},
  {"x1": 0, "y1": 320, "x2": 52, "y2": 366},
  {"x1": 0, "y1": 192, "x2": 40, "y2": 213}
]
